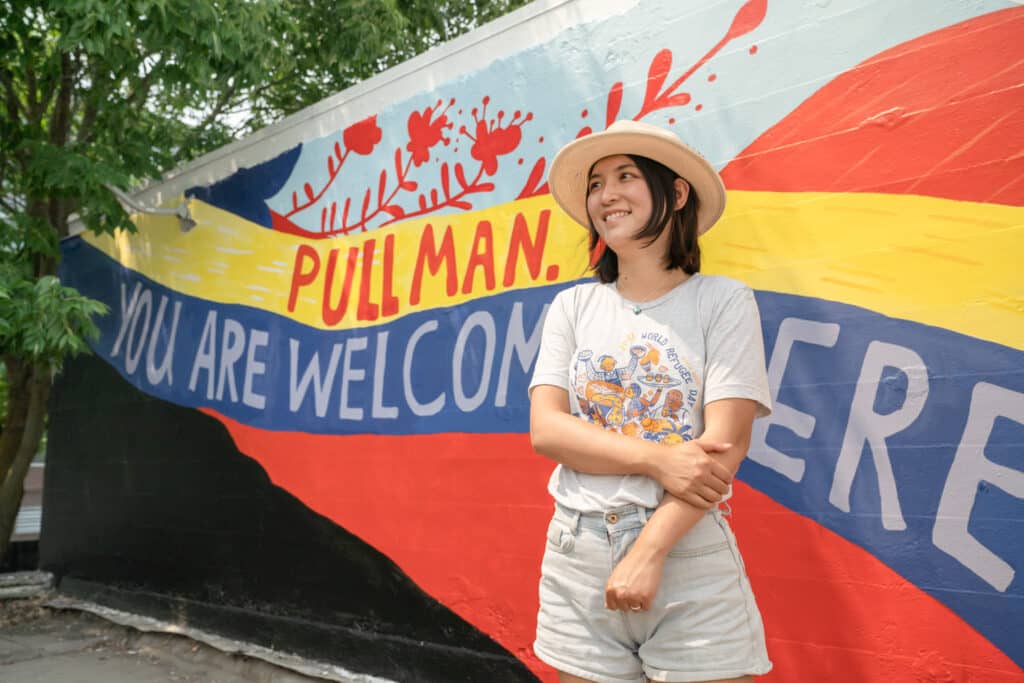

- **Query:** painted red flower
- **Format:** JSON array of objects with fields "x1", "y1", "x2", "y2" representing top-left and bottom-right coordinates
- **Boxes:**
[
  {"x1": 406, "y1": 99, "x2": 453, "y2": 167},
  {"x1": 460, "y1": 98, "x2": 533, "y2": 176},
  {"x1": 343, "y1": 115, "x2": 383, "y2": 156}
]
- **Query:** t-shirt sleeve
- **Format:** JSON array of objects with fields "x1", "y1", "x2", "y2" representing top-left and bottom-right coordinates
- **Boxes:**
[
  {"x1": 528, "y1": 287, "x2": 576, "y2": 396},
  {"x1": 703, "y1": 285, "x2": 772, "y2": 417}
]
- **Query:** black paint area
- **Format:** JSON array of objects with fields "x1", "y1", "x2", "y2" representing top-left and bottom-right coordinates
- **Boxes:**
[
  {"x1": 184, "y1": 143, "x2": 302, "y2": 228},
  {"x1": 43, "y1": 354, "x2": 538, "y2": 682}
]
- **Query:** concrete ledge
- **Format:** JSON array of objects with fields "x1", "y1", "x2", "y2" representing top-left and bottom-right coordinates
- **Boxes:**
[
  {"x1": 46, "y1": 594, "x2": 390, "y2": 683},
  {"x1": 0, "y1": 572, "x2": 55, "y2": 599},
  {"x1": 53, "y1": 578, "x2": 536, "y2": 682}
]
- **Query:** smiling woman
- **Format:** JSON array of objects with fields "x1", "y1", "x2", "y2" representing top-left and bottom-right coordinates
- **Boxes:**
[{"x1": 529, "y1": 120, "x2": 773, "y2": 683}]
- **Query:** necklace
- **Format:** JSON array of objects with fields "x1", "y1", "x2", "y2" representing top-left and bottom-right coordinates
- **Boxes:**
[{"x1": 618, "y1": 274, "x2": 689, "y2": 315}]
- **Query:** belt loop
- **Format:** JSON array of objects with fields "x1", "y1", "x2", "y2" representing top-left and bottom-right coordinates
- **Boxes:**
[
  {"x1": 555, "y1": 502, "x2": 581, "y2": 533},
  {"x1": 638, "y1": 504, "x2": 650, "y2": 524}
]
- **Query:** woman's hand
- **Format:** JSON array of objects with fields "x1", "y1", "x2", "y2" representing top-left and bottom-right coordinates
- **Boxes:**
[
  {"x1": 605, "y1": 541, "x2": 666, "y2": 612},
  {"x1": 649, "y1": 439, "x2": 733, "y2": 509}
]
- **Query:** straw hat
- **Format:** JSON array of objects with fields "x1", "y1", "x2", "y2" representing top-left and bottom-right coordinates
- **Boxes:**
[{"x1": 547, "y1": 120, "x2": 726, "y2": 235}]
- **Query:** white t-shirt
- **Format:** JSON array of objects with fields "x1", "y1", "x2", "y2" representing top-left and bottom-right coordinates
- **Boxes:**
[{"x1": 529, "y1": 273, "x2": 772, "y2": 512}]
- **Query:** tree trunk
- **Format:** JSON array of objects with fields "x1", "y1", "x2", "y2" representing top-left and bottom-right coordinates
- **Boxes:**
[
  {"x1": 0, "y1": 357, "x2": 31, "y2": 478},
  {"x1": 0, "y1": 357, "x2": 50, "y2": 565}
]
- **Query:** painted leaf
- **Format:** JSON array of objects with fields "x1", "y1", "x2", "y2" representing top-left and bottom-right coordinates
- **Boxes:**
[
  {"x1": 643, "y1": 49, "x2": 673, "y2": 110},
  {"x1": 606, "y1": 82, "x2": 624, "y2": 127}
]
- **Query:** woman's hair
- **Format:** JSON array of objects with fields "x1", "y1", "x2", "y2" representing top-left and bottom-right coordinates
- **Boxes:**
[{"x1": 588, "y1": 154, "x2": 701, "y2": 283}]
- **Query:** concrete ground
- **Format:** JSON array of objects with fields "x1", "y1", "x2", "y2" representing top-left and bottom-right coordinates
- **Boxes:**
[{"x1": 0, "y1": 595, "x2": 325, "y2": 683}]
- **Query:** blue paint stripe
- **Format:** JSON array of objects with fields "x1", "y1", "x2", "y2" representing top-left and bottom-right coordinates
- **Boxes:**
[{"x1": 60, "y1": 236, "x2": 549, "y2": 435}]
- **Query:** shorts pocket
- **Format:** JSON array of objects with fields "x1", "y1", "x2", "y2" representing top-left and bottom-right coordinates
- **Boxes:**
[
  {"x1": 667, "y1": 540, "x2": 730, "y2": 558},
  {"x1": 545, "y1": 517, "x2": 575, "y2": 554}
]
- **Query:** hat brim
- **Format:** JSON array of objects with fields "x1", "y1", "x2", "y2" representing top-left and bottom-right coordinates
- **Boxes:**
[{"x1": 547, "y1": 127, "x2": 726, "y2": 235}]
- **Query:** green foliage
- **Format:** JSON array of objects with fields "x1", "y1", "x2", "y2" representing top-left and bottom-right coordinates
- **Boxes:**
[
  {"x1": 0, "y1": 0, "x2": 528, "y2": 364},
  {"x1": 0, "y1": 361, "x2": 6, "y2": 429},
  {"x1": 242, "y1": 0, "x2": 532, "y2": 129},
  {"x1": 0, "y1": 0, "x2": 529, "y2": 554},
  {"x1": 1, "y1": 0, "x2": 531, "y2": 236},
  {"x1": 0, "y1": 265, "x2": 107, "y2": 372}
]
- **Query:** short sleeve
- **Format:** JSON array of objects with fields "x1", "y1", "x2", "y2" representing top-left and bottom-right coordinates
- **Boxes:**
[
  {"x1": 703, "y1": 286, "x2": 772, "y2": 417},
  {"x1": 528, "y1": 287, "x2": 576, "y2": 397}
]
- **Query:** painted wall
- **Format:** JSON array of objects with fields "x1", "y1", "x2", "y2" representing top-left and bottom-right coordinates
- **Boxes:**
[{"x1": 52, "y1": 0, "x2": 1023, "y2": 681}]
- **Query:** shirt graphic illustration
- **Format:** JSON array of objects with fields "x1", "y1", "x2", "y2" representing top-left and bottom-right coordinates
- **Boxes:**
[{"x1": 572, "y1": 331, "x2": 700, "y2": 445}]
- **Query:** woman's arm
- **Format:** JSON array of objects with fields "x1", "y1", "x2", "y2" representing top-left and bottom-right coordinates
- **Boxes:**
[
  {"x1": 530, "y1": 384, "x2": 734, "y2": 508},
  {"x1": 604, "y1": 397, "x2": 758, "y2": 611}
]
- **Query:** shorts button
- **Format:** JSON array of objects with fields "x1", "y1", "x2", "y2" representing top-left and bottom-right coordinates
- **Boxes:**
[{"x1": 605, "y1": 513, "x2": 619, "y2": 524}]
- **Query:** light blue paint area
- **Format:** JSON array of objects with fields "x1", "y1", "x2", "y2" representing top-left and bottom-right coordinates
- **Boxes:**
[{"x1": 266, "y1": 0, "x2": 1015, "y2": 233}]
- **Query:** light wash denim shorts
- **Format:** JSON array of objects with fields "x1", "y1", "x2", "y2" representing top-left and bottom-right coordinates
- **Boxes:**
[{"x1": 534, "y1": 502, "x2": 772, "y2": 683}]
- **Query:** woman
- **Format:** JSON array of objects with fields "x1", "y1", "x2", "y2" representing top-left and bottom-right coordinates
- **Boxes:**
[{"x1": 529, "y1": 120, "x2": 772, "y2": 683}]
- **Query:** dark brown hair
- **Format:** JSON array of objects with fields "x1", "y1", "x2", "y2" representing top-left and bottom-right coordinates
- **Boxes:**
[{"x1": 588, "y1": 154, "x2": 701, "y2": 283}]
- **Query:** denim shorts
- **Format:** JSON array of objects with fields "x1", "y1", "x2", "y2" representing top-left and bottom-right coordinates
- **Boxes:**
[{"x1": 534, "y1": 502, "x2": 772, "y2": 683}]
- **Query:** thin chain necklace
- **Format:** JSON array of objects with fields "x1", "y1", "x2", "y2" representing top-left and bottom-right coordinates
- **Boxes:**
[{"x1": 617, "y1": 273, "x2": 690, "y2": 315}]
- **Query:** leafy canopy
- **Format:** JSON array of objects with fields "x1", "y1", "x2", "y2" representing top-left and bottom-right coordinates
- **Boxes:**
[{"x1": 0, "y1": 0, "x2": 527, "y2": 370}]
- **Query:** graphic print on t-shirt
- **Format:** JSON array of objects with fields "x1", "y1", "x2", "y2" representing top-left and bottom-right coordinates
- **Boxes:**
[{"x1": 572, "y1": 330, "x2": 700, "y2": 445}]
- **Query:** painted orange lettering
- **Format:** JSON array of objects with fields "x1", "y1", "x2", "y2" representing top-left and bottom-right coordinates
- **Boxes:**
[
  {"x1": 502, "y1": 209, "x2": 551, "y2": 286},
  {"x1": 288, "y1": 245, "x2": 320, "y2": 312},
  {"x1": 381, "y1": 234, "x2": 399, "y2": 318},
  {"x1": 322, "y1": 247, "x2": 359, "y2": 326},
  {"x1": 462, "y1": 219, "x2": 495, "y2": 294},
  {"x1": 410, "y1": 224, "x2": 457, "y2": 306},
  {"x1": 358, "y1": 238, "x2": 379, "y2": 321}
]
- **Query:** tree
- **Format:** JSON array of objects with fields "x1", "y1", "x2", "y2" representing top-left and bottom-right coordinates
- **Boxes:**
[{"x1": 0, "y1": 0, "x2": 529, "y2": 564}]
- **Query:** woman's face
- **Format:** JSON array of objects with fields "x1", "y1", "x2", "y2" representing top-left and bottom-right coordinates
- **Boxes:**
[{"x1": 586, "y1": 155, "x2": 654, "y2": 253}]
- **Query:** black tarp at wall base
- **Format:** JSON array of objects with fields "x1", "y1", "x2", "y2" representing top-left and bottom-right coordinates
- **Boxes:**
[{"x1": 43, "y1": 353, "x2": 538, "y2": 683}]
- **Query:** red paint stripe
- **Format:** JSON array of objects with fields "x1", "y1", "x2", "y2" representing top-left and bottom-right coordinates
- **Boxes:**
[
  {"x1": 721, "y1": 7, "x2": 1024, "y2": 207},
  {"x1": 203, "y1": 411, "x2": 1021, "y2": 682}
]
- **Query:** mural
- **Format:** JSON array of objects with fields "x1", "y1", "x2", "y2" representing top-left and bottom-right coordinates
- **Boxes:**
[{"x1": 54, "y1": 0, "x2": 1023, "y2": 681}]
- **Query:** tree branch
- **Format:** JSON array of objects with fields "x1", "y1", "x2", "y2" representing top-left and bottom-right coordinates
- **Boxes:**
[
  {"x1": 34, "y1": 51, "x2": 63, "y2": 125},
  {"x1": 179, "y1": 80, "x2": 238, "y2": 158},
  {"x1": 24, "y1": 61, "x2": 41, "y2": 125},
  {"x1": 74, "y1": 58, "x2": 104, "y2": 146},
  {"x1": 49, "y1": 51, "x2": 73, "y2": 148},
  {"x1": 0, "y1": 194, "x2": 25, "y2": 216},
  {"x1": 0, "y1": 67, "x2": 28, "y2": 123},
  {"x1": 126, "y1": 55, "x2": 163, "y2": 109},
  {"x1": 77, "y1": 55, "x2": 162, "y2": 146}
]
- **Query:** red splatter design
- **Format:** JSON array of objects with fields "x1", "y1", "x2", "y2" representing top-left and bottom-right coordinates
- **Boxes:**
[
  {"x1": 516, "y1": 157, "x2": 548, "y2": 199},
  {"x1": 279, "y1": 95, "x2": 532, "y2": 236},
  {"x1": 343, "y1": 115, "x2": 383, "y2": 156},
  {"x1": 634, "y1": 0, "x2": 766, "y2": 119},
  {"x1": 406, "y1": 99, "x2": 454, "y2": 167},
  {"x1": 278, "y1": 0, "x2": 766, "y2": 234},
  {"x1": 460, "y1": 97, "x2": 534, "y2": 177},
  {"x1": 528, "y1": 0, "x2": 766, "y2": 196},
  {"x1": 605, "y1": 82, "x2": 624, "y2": 127}
]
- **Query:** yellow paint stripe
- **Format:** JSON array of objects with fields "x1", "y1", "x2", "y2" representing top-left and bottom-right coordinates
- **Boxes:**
[
  {"x1": 84, "y1": 195, "x2": 592, "y2": 330},
  {"x1": 702, "y1": 191, "x2": 1024, "y2": 350},
  {"x1": 84, "y1": 190, "x2": 1023, "y2": 350}
]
